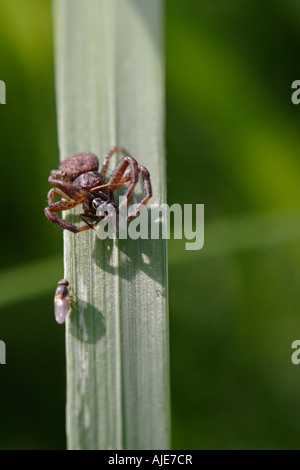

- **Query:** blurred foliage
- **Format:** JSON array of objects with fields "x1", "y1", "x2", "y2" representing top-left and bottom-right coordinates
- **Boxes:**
[{"x1": 1, "y1": 0, "x2": 300, "y2": 449}]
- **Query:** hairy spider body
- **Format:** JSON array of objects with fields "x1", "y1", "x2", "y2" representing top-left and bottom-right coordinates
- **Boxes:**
[
  {"x1": 53, "y1": 152, "x2": 99, "y2": 181},
  {"x1": 44, "y1": 146, "x2": 152, "y2": 233}
]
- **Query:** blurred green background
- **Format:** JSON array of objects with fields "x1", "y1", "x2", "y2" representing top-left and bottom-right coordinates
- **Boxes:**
[{"x1": 1, "y1": 0, "x2": 300, "y2": 449}]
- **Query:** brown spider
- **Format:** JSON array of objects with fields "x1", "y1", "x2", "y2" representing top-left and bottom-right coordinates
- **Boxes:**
[{"x1": 44, "y1": 146, "x2": 152, "y2": 233}]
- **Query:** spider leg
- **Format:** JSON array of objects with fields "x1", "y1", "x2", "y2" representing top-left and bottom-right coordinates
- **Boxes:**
[
  {"x1": 92, "y1": 156, "x2": 139, "y2": 197},
  {"x1": 78, "y1": 213, "x2": 102, "y2": 230},
  {"x1": 78, "y1": 212, "x2": 111, "y2": 250},
  {"x1": 50, "y1": 169, "x2": 66, "y2": 179},
  {"x1": 105, "y1": 162, "x2": 152, "y2": 217},
  {"x1": 45, "y1": 198, "x2": 93, "y2": 233},
  {"x1": 79, "y1": 199, "x2": 104, "y2": 230},
  {"x1": 47, "y1": 187, "x2": 72, "y2": 205},
  {"x1": 91, "y1": 157, "x2": 152, "y2": 219},
  {"x1": 48, "y1": 176, "x2": 91, "y2": 202},
  {"x1": 109, "y1": 190, "x2": 116, "y2": 204},
  {"x1": 100, "y1": 146, "x2": 124, "y2": 176},
  {"x1": 79, "y1": 213, "x2": 100, "y2": 221},
  {"x1": 47, "y1": 186, "x2": 97, "y2": 232},
  {"x1": 126, "y1": 165, "x2": 152, "y2": 220}
]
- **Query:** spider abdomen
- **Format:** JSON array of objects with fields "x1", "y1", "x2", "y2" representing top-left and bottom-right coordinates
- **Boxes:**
[{"x1": 59, "y1": 152, "x2": 99, "y2": 180}]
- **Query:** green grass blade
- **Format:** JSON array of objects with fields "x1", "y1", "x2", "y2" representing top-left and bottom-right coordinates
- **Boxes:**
[{"x1": 53, "y1": 0, "x2": 169, "y2": 450}]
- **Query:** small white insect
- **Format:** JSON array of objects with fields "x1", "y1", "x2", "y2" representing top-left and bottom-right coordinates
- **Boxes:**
[{"x1": 54, "y1": 279, "x2": 70, "y2": 324}]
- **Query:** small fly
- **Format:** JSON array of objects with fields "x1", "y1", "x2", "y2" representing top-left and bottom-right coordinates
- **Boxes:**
[{"x1": 54, "y1": 279, "x2": 70, "y2": 324}]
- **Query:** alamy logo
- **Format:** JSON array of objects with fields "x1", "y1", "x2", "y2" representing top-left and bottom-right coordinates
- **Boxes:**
[
  {"x1": 0, "y1": 80, "x2": 6, "y2": 104},
  {"x1": 95, "y1": 200, "x2": 204, "y2": 250},
  {"x1": 0, "y1": 340, "x2": 6, "y2": 364}
]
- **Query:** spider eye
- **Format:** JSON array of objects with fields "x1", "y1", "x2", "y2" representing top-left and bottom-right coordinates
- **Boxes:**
[
  {"x1": 93, "y1": 200, "x2": 119, "y2": 219},
  {"x1": 92, "y1": 198, "x2": 102, "y2": 210}
]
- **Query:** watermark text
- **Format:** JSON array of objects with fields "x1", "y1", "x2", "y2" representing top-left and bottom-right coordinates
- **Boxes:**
[{"x1": 95, "y1": 200, "x2": 204, "y2": 250}]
